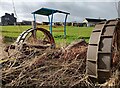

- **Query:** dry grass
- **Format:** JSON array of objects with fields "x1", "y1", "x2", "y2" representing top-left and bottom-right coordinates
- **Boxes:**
[
  {"x1": 2, "y1": 40, "x2": 92, "y2": 87},
  {"x1": 1, "y1": 39, "x2": 120, "y2": 87}
]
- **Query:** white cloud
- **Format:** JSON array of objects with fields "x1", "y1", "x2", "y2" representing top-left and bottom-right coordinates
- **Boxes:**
[
  {"x1": 0, "y1": 1, "x2": 118, "y2": 22},
  {"x1": 1, "y1": 0, "x2": 120, "y2": 2}
]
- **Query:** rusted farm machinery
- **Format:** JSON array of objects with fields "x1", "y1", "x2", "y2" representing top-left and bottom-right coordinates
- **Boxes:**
[
  {"x1": 4, "y1": 8, "x2": 120, "y2": 85},
  {"x1": 86, "y1": 18, "x2": 120, "y2": 83},
  {"x1": 6, "y1": 18, "x2": 120, "y2": 85},
  {"x1": 16, "y1": 27, "x2": 56, "y2": 49},
  {"x1": 15, "y1": 18, "x2": 120, "y2": 84}
]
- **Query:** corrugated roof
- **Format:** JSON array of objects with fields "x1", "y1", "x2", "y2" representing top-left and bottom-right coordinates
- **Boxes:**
[{"x1": 32, "y1": 8, "x2": 70, "y2": 16}]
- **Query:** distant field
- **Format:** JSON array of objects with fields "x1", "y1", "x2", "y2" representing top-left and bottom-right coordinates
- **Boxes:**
[{"x1": 0, "y1": 25, "x2": 94, "y2": 47}]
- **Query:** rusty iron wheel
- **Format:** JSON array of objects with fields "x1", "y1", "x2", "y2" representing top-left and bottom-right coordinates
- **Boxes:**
[
  {"x1": 16, "y1": 28, "x2": 55, "y2": 48},
  {"x1": 86, "y1": 19, "x2": 120, "y2": 83}
]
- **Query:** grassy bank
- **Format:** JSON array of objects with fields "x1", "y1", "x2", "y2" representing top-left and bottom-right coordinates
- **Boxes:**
[{"x1": 1, "y1": 25, "x2": 94, "y2": 47}]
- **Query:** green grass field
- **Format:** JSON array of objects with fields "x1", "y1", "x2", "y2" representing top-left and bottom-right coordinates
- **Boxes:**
[{"x1": 1, "y1": 25, "x2": 94, "y2": 47}]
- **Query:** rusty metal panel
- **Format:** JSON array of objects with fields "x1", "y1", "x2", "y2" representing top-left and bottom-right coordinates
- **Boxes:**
[
  {"x1": 20, "y1": 30, "x2": 27, "y2": 36},
  {"x1": 99, "y1": 38, "x2": 112, "y2": 52},
  {"x1": 22, "y1": 33, "x2": 28, "y2": 39},
  {"x1": 98, "y1": 53, "x2": 111, "y2": 70},
  {"x1": 87, "y1": 45, "x2": 98, "y2": 61},
  {"x1": 102, "y1": 26, "x2": 115, "y2": 36},
  {"x1": 19, "y1": 40, "x2": 24, "y2": 43},
  {"x1": 27, "y1": 29, "x2": 34, "y2": 33},
  {"x1": 107, "y1": 21, "x2": 118, "y2": 25},
  {"x1": 16, "y1": 36, "x2": 22, "y2": 43},
  {"x1": 98, "y1": 71, "x2": 110, "y2": 83},
  {"x1": 86, "y1": 61, "x2": 97, "y2": 78},
  {"x1": 94, "y1": 24, "x2": 104, "y2": 30},
  {"x1": 89, "y1": 32, "x2": 101, "y2": 44}
]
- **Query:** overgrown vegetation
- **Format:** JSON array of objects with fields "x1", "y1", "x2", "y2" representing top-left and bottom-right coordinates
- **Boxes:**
[{"x1": 1, "y1": 40, "x2": 90, "y2": 87}]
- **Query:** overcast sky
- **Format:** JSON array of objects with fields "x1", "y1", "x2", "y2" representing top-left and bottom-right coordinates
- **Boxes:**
[{"x1": 0, "y1": 0, "x2": 119, "y2": 22}]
